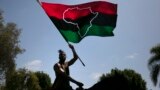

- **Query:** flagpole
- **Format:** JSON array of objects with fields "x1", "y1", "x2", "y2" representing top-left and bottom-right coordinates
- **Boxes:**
[
  {"x1": 58, "y1": 32, "x2": 86, "y2": 67},
  {"x1": 77, "y1": 54, "x2": 86, "y2": 67},
  {"x1": 37, "y1": 0, "x2": 42, "y2": 5},
  {"x1": 66, "y1": 42, "x2": 85, "y2": 67},
  {"x1": 36, "y1": 0, "x2": 85, "y2": 67},
  {"x1": 59, "y1": 32, "x2": 86, "y2": 67}
]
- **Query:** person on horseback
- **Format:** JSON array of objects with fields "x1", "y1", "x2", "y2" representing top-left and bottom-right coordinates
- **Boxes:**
[{"x1": 52, "y1": 44, "x2": 83, "y2": 90}]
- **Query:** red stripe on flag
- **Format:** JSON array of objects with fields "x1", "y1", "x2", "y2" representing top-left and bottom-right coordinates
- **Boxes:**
[{"x1": 42, "y1": 1, "x2": 117, "y2": 20}]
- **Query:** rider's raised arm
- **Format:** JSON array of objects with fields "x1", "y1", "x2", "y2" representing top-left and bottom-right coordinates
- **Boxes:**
[{"x1": 67, "y1": 44, "x2": 78, "y2": 66}]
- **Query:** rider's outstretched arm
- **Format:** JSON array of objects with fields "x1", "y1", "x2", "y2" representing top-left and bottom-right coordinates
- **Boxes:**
[{"x1": 68, "y1": 76, "x2": 83, "y2": 87}]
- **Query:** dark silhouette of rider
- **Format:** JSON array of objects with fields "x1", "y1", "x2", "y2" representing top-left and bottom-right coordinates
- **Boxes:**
[{"x1": 52, "y1": 44, "x2": 83, "y2": 90}]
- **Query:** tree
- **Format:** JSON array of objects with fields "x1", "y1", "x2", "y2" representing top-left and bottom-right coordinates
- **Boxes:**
[
  {"x1": 88, "y1": 68, "x2": 147, "y2": 90},
  {"x1": 0, "y1": 10, "x2": 24, "y2": 87},
  {"x1": 6, "y1": 68, "x2": 41, "y2": 90},
  {"x1": 6, "y1": 69, "x2": 52, "y2": 90},
  {"x1": 148, "y1": 44, "x2": 160, "y2": 86},
  {"x1": 35, "y1": 71, "x2": 52, "y2": 90}
]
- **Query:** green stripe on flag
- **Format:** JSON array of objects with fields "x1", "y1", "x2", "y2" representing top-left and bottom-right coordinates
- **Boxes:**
[{"x1": 59, "y1": 25, "x2": 114, "y2": 43}]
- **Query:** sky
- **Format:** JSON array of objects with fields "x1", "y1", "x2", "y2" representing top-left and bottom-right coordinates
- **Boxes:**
[{"x1": 0, "y1": 0, "x2": 160, "y2": 89}]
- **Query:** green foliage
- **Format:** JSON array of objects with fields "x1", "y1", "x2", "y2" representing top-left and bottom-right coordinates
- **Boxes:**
[
  {"x1": 99, "y1": 68, "x2": 147, "y2": 90},
  {"x1": 5, "y1": 69, "x2": 52, "y2": 90},
  {"x1": 0, "y1": 10, "x2": 52, "y2": 90},
  {"x1": 6, "y1": 68, "x2": 41, "y2": 90},
  {"x1": 0, "y1": 10, "x2": 24, "y2": 88},
  {"x1": 26, "y1": 72, "x2": 41, "y2": 90},
  {"x1": 35, "y1": 71, "x2": 52, "y2": 90},
  {"x1": 148, "y1": 44, "x2": 160, "y2": 86},
  {"x1": 0, "y1": 10, "x2": 4, "y2": 28}
]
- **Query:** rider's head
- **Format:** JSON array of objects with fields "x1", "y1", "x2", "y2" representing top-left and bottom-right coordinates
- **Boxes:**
[{"x1": 58, "y1": 49, "x2": 66, "y2": 63}]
